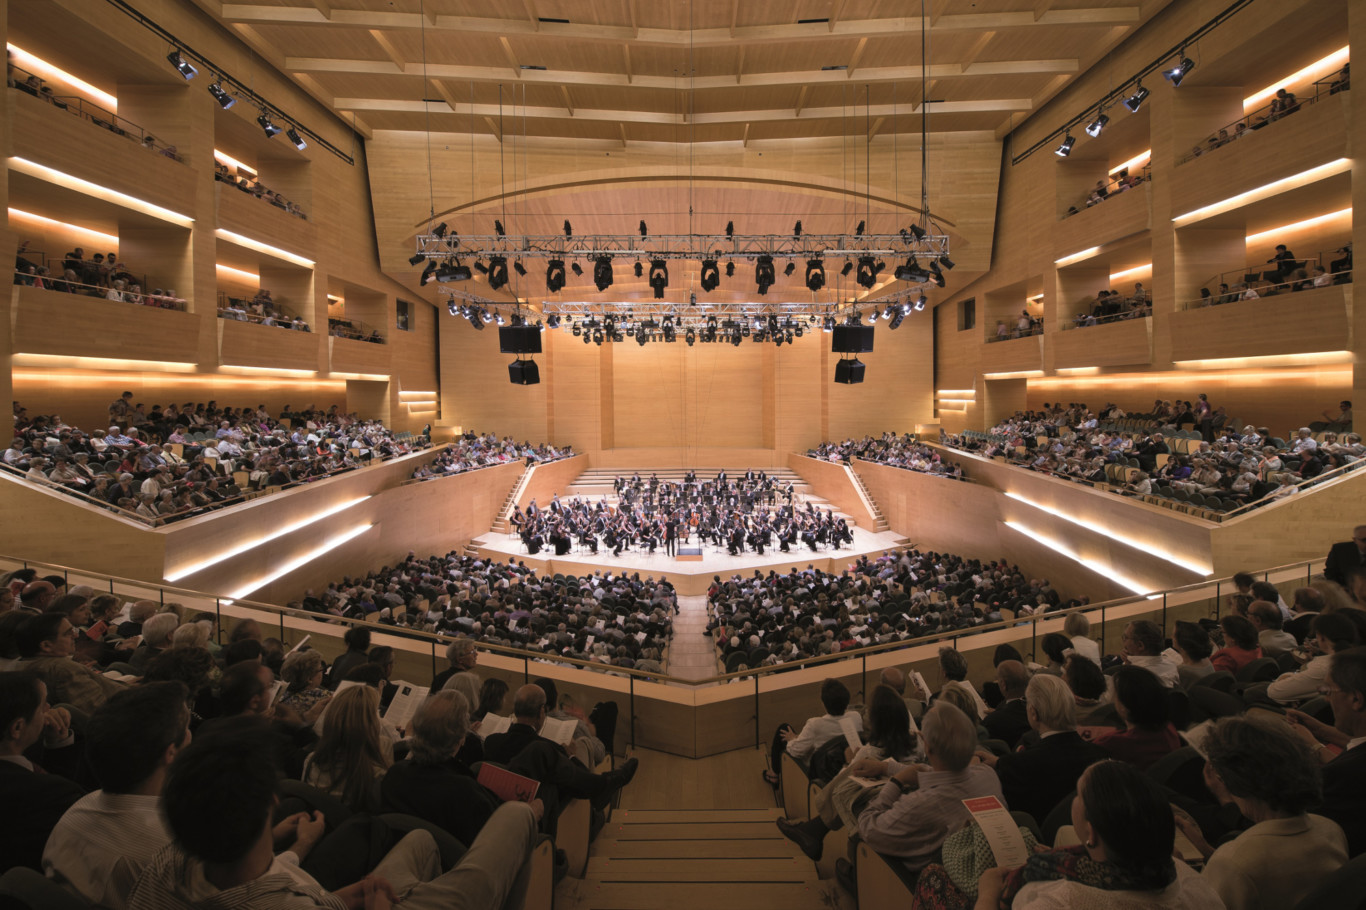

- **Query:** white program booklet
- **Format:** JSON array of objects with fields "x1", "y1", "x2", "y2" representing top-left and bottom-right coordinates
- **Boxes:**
[
  {"x1": 381, "y1": 680, "x2": 429, "y2": 732},
  {"x1": 540, "y1": 715, "x2": 578, "y2": 747},
  {"x1": 839, "y1": 713, "x2": 863, "y2": 751},
  {"x1": 963, "y1": 795, "x2": 1030, "y2": 868},
  {"x1": 479, "y1": 713, "x2": 513, "y2": 738}
]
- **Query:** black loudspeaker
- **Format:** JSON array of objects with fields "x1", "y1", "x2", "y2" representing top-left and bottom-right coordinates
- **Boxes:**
[
  {"x1": 834, "y1": 358, "x2": 865, "y2": 384},
  {"x1": 831, "y1": 324, "x2": 875, "y2": 353},
  {"x1": 498, "y1": 325, "x2": 543, "y2": 354},
  {"x1": 508, "y1": 359, "x2": 540, "y2": 385}
]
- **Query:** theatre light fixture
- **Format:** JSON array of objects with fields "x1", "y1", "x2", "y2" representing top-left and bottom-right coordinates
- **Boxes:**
[
  {"x1": 208, "y1": 80, "x2": 235, "y2": 109},
  {"x1": 257, "y1": 110, "x2": 282, "y2": 138},
  {"x1": 1164, "y1": 55, "x2": 1195, "y2": 87},
  {"x1": 1055, "y1": 135, "x2": 1075, "y2": 157},
  {"x1": 1123, "y1": 84, "x2": 1150, "y2": 112},
  {"x1": 1085, "y1": 112, "x2": 1109, "y2": 137},
  {"x1": 167, "y1": 51, "x2": 197, "y2": 80},
  {"x1": 286, "y1": 127, "x2": 307, "y2": 151}
]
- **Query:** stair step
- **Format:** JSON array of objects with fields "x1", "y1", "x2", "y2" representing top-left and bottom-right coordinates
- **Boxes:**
[
  {"x1": 617, "y1": 809, "x2": 781, "y2": 823},
  {"x1": 586, "y1": 858, "x2": 815, "y2": 882},
  {"x1": 574, "y1": 883, "x2": 829, "y2": 909},
  {"x1": 598, "y1": 821, "x2": 782, "y2": 841}
]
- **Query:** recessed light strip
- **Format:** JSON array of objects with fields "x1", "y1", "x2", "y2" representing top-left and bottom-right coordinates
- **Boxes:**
[
  {"x1": 1245, "y1": 208, "x2": 1351, "y2": 247},
  {"x1": 1173, "y1": 159, "x2": 1352, "y2": 227},
  {"x1": 228, "y1": 523, "x2": 375, "y2": 600},
  {"x1": 1245, "y1": 47, "x2": 1349, "y2": 110},
  {"x1": 1005, "y1": 492, "x2": 1212, "y2": 575},
  {"x1": 9, "y1": 158, "x2": 194, "y2": 227},
  {"x1": 1056, "y1": 247, "x2": 1101, "y2": 267},
  {"x1": 11, "y1": 353, "x2": 198, "y2": 373},
  {"x1": 6, "y1": 44, "x2": 118, "y2": 110},
  {"x1": 1003, "y1": 519, "x2": 1154, "y2": 595},
  {"x1": 164, "y1": 496, "x2": 372, "y2": 582},
  {"x1": 215, "y1": 263, "x2": 260, "y2": 282},
  {"x1": 214, "y1": 229, "x2": 315, "y2": 268},
  {"x1": 8, "y1": 208, "x2": 119, "y2": 246}
]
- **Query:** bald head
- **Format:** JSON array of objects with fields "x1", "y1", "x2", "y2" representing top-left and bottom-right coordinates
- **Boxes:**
[
  {"x1": 512, "y1": 684, "x2": 547, "y2": 727},
  {"x1": 879, "y1": 667, "x2": 906, "y2": 695},
  {"x1": 996, "y1": 660, "x2": 1030, "y2": 699},
  {"x1": 20, "y1": 581, "x2": 55, "y2": 610}
]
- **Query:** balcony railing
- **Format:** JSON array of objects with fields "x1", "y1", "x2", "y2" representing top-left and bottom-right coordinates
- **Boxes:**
[
  {"x1": 1177, "y1": 76, "x2": 1351, "y2": 165},
  {"x1": 13, "y1": 268, "x2": 186, "y2": 311},
  {"x1": 217, "y1": 292, "x2": 312, "y2": 331}
]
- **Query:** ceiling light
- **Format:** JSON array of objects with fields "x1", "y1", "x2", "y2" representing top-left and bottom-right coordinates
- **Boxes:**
[
  {"x1": 257, "y1": 110, "x2": 282, "y2": 138},
  {"x1": 895, "y1": 257, "x2": 929, "y2": 283},
  {"x1": 1123, "y1": 84, "x2": 1150, "y2": 113},
  {"x1": 755, "y1": 255, "x2": 776, "y2": 295},
  {"x1": 648, "y1": 259, "x2": 668, "y2": 299},
  {"x1": 725, "y1": 261, "x2": 735, "y2": 277},
  {"x1": 908, "y1": 223, "x2": 927, "y2": 241},
  {"x1": 408, "y1": 252, "x2": 426, "y2": 266},
  {"x1": 938, "y1": 254, "x2": 955, "y2": 271},
  {"x1": 633, "y1": 261, "x2": 643, "y2": 278},
  {"x1": 208, "y1": 81, "x2": 235, "y2": 109},
  {"x1": 487, "y1": 256, "x2": 509, "y2": 291},
  {"x1": 1055, "y1": 135, "x2": 1075, "y2": 157},
  {"x1": 434, "y1": 261, "x2": 472, "y2": 282},
  {"x1": 914, "y1": 295, "x2": 927, "y2": 311},
  {"x1": 856, "y1": 255, "x2": 880, "y2": 289},
  {"x1": 285, "y1": 127, "x2": 307, "y2": 151},
  {"x1": 805, "y1": 259, "x2": 825, "y2": 292},
  {"x1": 725, "y1": 220, "x2": 734, "y2": 238},
  {"x1": 841, "y1": 260, "x2": 854, "y2": 277},
  {"x1": 699, "y1": 258, "x2": 720, "y2": 292},
  {"x1": 513, "y1": 260, "x2": 527, "y2": 276},
  {"x1": 1085, "y1": 112, "x2": 1109, "y2": 137},
  {"x1": 793, "y1": 220, "x2": 802, "y2": 238},
  {"x1": 783, "y1": 261, "x2": 796, "y2": 277},
  {"x1": 167, "y1": 51, "x2": 198, "y2": 80},
  {"x1": 1164, "y1": 56, "x2": 1194, "y2": 87},
  {"x1": 432, "y1": 222, "x2": 448, "y2": 239},
  {"x1": 570, "y1": 261, "x2": 583, "y2": 276}
]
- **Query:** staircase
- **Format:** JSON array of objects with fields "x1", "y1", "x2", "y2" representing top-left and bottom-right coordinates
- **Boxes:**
[
  {"x1": 562, "y1": 807, "x2": 840, "y2": 910},
  {"x1": 846, "y1": 467, "x2": 891, "y2": 533}
]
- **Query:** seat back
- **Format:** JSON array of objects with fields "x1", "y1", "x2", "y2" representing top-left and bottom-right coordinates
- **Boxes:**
[
  {"x1": 1237, "y1": 657, "x2": 1279, "y2": 684},
  {"x1": 0, "y1": 866, "x2": 92, "y2": 910},
  {"x1": 1290, "y1": 852, "x2": 1366, "y2": 910}
]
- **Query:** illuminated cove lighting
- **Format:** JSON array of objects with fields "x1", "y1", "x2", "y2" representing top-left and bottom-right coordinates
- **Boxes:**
[
  {"x1": 1108, "y1": 150, "x2": 1151, "y2": 176},
  {"x1": 229, "y1": 523, "x2": 375, "y2": 600},
  {"x1": 1245, "y1": 47, "x2": 1349, "y2": 110},
  {"x1": 1056, "y1": 247, "x2": 1101, "y2": 267},
  {"x1": 9, "y1": 208, "x2": 118, "y2": 246},
  {"x1": 215, "y1": 229, "x2": 315, "y2": 268},
  {"x1": 216, "y1": 263, "x2": 260, "y2": 283},
  {"x1": 165, "y1": 496, "x2": 373, "y2": 582},
  {"x1": 1005, "y1": 492, "x2": 1212, "y2": 575},
  {"x1": 1173, "y1": 159, "x2": 1352, "y2": 227},
  {"x1": 6, "y1": 44, "x2": 118, "y2": 109},
  {"x1": 1003, "y1": 519, "x2": 1155, "y2": 596},
  {"x1": 1245, "y1": 208, "x2": 1351, "y2": 247},
  {"x1": 9, "y1": 158, "x2": 194, "y2": 227}
]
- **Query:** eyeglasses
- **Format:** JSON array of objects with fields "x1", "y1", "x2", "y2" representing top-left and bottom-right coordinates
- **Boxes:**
[{"x1": 1318, "y1": 685, "x2": 1344, "y2": 697}]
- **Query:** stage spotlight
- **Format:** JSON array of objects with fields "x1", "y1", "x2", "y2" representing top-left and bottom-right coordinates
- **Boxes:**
[
  {"x1": 633, "y1": 260, "x2": 643, "y2": 278},
  {"x1": 420, "y1": 261, "x2": 437, "y2": 286},
  {"x1": 822, "y1": 315, "x2": 836, "y2": 332},
  {"x1": 546, "y1": 314, "x2": 560, "y2": 328},
  {"x1": 495, "y1": 312, "x2": 506, "y2": 326},
  {"x1": 1085, "y1": 112, "x2": 1109, "y2": 137},
  {"x1": 494, "y1": 219, "x2": 505, "y2": 236},
  {"x1": 725, "y1": 220, "x2": 734, "y2": 239},
  {"x1": 487, "y1": 256, "x2": 509, "y2": 291},
  {"x1": 447, "y1": 300, "x2": 457, "y2": 316},
  {"x1": 725, "y1": 261, "x2": 735, "y2": 278},
  {"x1": 563, "y1": 220, "x2": 573, "y2": 238},
  {"x1": 545, "y1": 259, "x2": 566, "y2": 293},
  {"x1": 685, "y1": 328, "x2": 695, "y2": 346},
  {"x1": 572, "y1": 323, "x2": 581, "y2": 336},
  {"x1": 841, "y1": 259, "x2": 854, "y2": 277},
  {"x1": 909, "y1": 223, "x2": 927, "y2": 241},
  {"x1": 592, "y1": 329, "x2": 604, "y2": 345},
  {"x1": 257, "y1": 110, "x2": 282, "y2": 138},
  {"x1": 286, "y1": 127, "x2": 307, "y2": 151},
  {"x1": 513, "y1": 260, "x2": 527, "y2": 276},
  {"x1": 1055, "y1": 134, "x2": 1075, "y2": 157},
  {"x1": 938, "y1": 254, "x2": 955, "y2": 271},
  {"x1": 434, "y1": 260, "x2": 472, "y2": 282},
  {"x1": 648, "y1": 259, "x2": 669, "y2": 299},
  {"x1": 481, "y1": 308, "x2": 494, "y2": 323},
  {"x1": 639, "y1": 220, "x2": 648, "y2": 237},
  {"x1": 1123, "y1": 83, "x2": 1150, "y2": 112},
  {"x1": 1164, "y1": 56, "x2": 1194, "y2": 87},
  {"x1": 783, "y1": 261, "x2": 796, "y2": 277},
  {"x1": 208, "y1": 81, "x2": 235, "y2": 109},
  {"x1": 593, "y1": 256, "x2": 613, "y2": 291},
  {"x1": 856, "y1": 255, "x2": 880, "y2": 289},
  {"x1": 855, "y1": 220, "x2": 865, "y2": 236},
  {"x1": 883, "y1": 304, "x2": 897, "y2": 319},
  {"x1": 699, "y1": 259, "x2": 720, "y2": 292},
  {"x1": 793, "y1": 220, "x2": 802, "y2": 238},
  {"x1": 755, "y1": 255, "x2": 776, "y2": 296},
  {"x1": 432, "y1": 222, "x2": 448, "y2": 239},
  {"x1": 895, "y1": 257, "x2": 929, "y2": 283},
  {"x1": 637, "y1": 331, "x2": 648, "y2": 346},
  {"x1": 888, "y1": 309, "x2": 905, "y2": 330},
  {"x1": 409, "y1": 252, "x2": 426, "y2": 266},
  {"x1": 167, "y1": 51, "x2": 198, "y2": 80},
  {"x1": 473, "y1": 261, "x2": 489, "y2": 275},
  {"x1": 868, "y1": 308, "x2": 880, "y2": 322},
  {"x1": 570, "y1": 262, "x2": 583, "y2": 276},
  {"x1": 914, "y1": 295, "x2": 927, "y2": 311},
  {"x1": 805, "y1": 259, "x2": 826, "y2": 292}
]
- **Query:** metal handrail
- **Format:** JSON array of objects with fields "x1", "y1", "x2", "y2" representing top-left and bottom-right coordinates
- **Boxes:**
[
  {"x1": 8, "y1": 64, "x2": 183, "y2": 161},
  {"x1": 14, "y1": 268, "x2": 185, "y2": 311},
  {"x1": 1061, "y1": 306, "x2": 1152, "y2": 330},
  {"x1": 1062, "y1": 164, "x2": 1151, "y2": 218},
  {"x1": 0, "y1": 549, "x2": 1328, "y2": 688},
  {"x1": 213, "y1": 171, "x2": 309, "y2": 220},
  {"x1": 216, "y1": 292, "x2": 311, "y2": 331},
  {"x1": 1185, "y1": 263, "x2": 1353, "y2": 310},
  {"x1": 1177, "y1": 80, "x2": 1349, "y2": 165},
  {"x1": 327, "y1": 315, "x2": 385, "y2": 344}
]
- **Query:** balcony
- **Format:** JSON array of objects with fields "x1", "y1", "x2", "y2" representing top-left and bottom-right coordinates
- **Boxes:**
[
  {"x1": 982, "y1": 334, "x2": 1043, "y2": 374},
  {"x1": 1055, "y1": 182, "x2": 1151, "y2": 254},
  {"x1": 11, "y1": 284, "x2": 200, "y2": 363},
  {"x1": 1053, "y1": 317, "x2": 1152, "y2": 368},
  {"x1": 329, "y1": 335, "x2": 391, "y2": 377},
  {"x1": 215, "y1": 183, "x2": 317, "y2": 264},
  {"x1": 218, "y1": 317, "x2": 322, "y2": 370},
  {"x1": 1167, "y1": 284, "x2": 1350, "y2": 362}
]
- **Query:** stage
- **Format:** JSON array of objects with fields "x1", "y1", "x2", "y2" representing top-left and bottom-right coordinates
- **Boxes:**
[{"x1": 469, "y1": 523, "x2": 909, "y2": 596}]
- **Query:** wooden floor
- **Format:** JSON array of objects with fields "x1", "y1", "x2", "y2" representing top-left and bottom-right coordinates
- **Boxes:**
[{"x1": 555, "y1": 746, "x2": 853, "y2": 910}]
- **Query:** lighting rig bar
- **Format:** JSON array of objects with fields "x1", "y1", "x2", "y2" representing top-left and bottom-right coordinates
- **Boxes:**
[{"x1": 413, "y1": 232, "x2": 950, "y2": 263}]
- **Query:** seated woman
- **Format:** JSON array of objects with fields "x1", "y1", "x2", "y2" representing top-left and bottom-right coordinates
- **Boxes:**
[
  {"x1": 1087, "y1": 666, "x2": 1180, "y2": 771},
  {"x1": 1176, "y1": 715, "x2": 1347, "y2": 910},
  {"x1": 301, "y1": 684, "x2": 391, "y2": 813},
  {"x1": 966, "y1": 760, "x2": 1224, "y2": 909},
  {"x1": 278, "y1": 649, "x2": 333, "y2": 722},
  {"x1": 1210, "y1": 615, "x2": 1262, "y2": 675},
  {"x1": 1169, "y1": 621, "x2": 1215, "y2": 690},
  {"x1": 775, "y1": 684, "x2": 919, "y2": 861}
]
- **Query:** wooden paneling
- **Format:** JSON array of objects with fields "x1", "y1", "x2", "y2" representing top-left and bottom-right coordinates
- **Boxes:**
[
  {"x1": 217, "y1": 318, "x2": 323, "y2": 370},
  {"x1": 589, "y1": 447, "x2": 786, "y2": 470},
  {"x1": 981, "y1": 335, "x2": 1043, "y2": 373},
  {"x1": 215, "y1": 184, "x2": 319, "y2": 264},
  {"x1": 787, "y1": 454, "x2": 876, "y2": 530},
  {"x1": 1053, "y1": 183, "x2": 1151, "y2": 255},
  {"x1": 328, "y1": 335, "x2": 392, "y2": 376},
  {"x1": 1211, "y1": 466, "x2": 1366, "y2": 575},
  {"x1": 515, "y1": 454, "x2": 584, "y2": 509},
  {"x1": 11, "y1": 285, "x2": 201, "y2": 362},
  {"x1": 1166, "y1": 286, "x2": 1351, "y2": 362},
  {"x1": 1052, "y1": 318, "x2": 1153, "y2": 369}
]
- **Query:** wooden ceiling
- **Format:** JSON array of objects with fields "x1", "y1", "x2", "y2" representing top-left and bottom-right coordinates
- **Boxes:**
[{"x1": 192, "y1": 0, "x2": 1174, "y2": 143}]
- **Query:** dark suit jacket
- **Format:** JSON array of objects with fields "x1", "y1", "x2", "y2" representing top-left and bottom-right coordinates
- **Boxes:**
[
  {"x1": 0, "y1": 758, "x2": 87, "y2": 872},
  {"x1": 482, "y1": 722, "x2": 541, "y2": 765},
  {"x1": 1325, "y1": 541, "x2": 1366, "y2": 586},
  {"x1": 982, "y1": 699, "x2": 1031, "y2": 750},
  {"x1": 380, "y1": 759, "x2": 499, "y2": 847},
  {"x1": 993, "y1": 731, "x2": 1106, "y2": 826},
  {"x1": 1321, "y1": 744, "x2": 1366, "y2": 857}
]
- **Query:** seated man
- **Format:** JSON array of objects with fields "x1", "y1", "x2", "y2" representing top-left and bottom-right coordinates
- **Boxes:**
[
  {"x1": 127, "y1": 721, "x2": 541, "y2": 910},
  {"x1": 0, "y1": 671, "x2": 84, "y2": 873},
  {"x1": 767, "y1": 678, "x2": 862, "y2": 786},
  {"x1": 1248, "y1": 599, "x2": 1297, "y2": 657},
  {"x1": 1120, "y1": 619, "x2": 1179, "y2": 688},
  {"x1": 15, "y1": 612, "x2": 125, "y2": 714},
  {"x1": 1286, "y1": 647, "x2": 1366, "y2": 857},
  {"x1": 43, "y1": 680, "x2": 191, "y2": 908},
  {"x1": 839, "y1": 702, "x2": 1004, "y2": 889},
  {"x1": 981, "y1": 660, "x2": 1032, "y2": 749}
]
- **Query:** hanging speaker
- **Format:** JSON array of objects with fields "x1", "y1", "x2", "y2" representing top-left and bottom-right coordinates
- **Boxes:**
[
  {"x1": 508, "y1": 359, "x2": 541, "y2": 385},
  {"x1": 834, "y1": 358, "x2": 865, "y2": 384},
  {"x1": 831, "y1": 325, "x2": 875, "y2": 353},
  {"x1": 498, "y1": 325, "x2": 543, "y2": 354}
]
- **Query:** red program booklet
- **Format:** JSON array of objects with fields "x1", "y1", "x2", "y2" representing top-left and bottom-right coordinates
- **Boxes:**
[{"x1": 476, "y1": 763, "x2": 541, "y2": 803}]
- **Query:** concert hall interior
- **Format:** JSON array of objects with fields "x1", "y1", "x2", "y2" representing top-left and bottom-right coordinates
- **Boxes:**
[{"x1": 2, "y1": 0, "x2": 1366, "y2": 908}]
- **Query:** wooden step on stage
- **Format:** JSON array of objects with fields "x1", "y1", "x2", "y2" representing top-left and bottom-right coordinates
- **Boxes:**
[{"x1": 558, "y1": 807, "x2": 841, "y2": 910}]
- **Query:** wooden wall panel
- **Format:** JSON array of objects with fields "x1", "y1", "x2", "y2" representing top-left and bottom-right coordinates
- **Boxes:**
[
  {"x1": 218, "y1": 318, "x2": 324, "y2": 369},
  {"x1": 1052, "y1": 318, "x2": 1153, "y2": 369},
  {"x1": 329, "y1": 336, "x2": 392, "y2": 377},
  {"x1": 11, "y1": 286, "x2": 201, "y2": 362},
  {"x1": 215, "y1": 184, "x2": 319, "y2": 264},
  {"x1": 788, "y1": 454, "x2": 876, "y2": 530},
  {"x1": 438, "y1": 317, "x2": 551, "y2": 442},
  {"x1": 1053, "y1": 184, "x2": 1151, "y2": 256},
  {"x1": 1167, "y1": 287, "x2": 1351, "y2": 362},
  {"x1": 547, "y1": 329, "x2": 603, "y2": 455},
  {"x1": 981, "y1": 335, "x2": 1044, "y2": 373},
  {"x1": 514, "y1": 454, "x2": 585, "y2": 509}
]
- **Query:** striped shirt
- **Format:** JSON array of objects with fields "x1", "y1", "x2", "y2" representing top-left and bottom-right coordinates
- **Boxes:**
[
  {"x1": 126, "y1": 845, "x2": 347, "y2": 910},
  {"x1": 43, "y1": 791, "x2": 169, "y2": 909}
]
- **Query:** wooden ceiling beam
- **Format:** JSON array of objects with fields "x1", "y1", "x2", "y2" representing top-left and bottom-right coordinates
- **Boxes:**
[
  {"x1": 522, "y1": 0, "x2": 539, "y2": 30},
  {"x1": 309, "y1": 0, "x2": 330, "y2": 18},
  {"x1": 735, "y1": 46, "x2": 745, "y2": 85},
  {"x1": 499, "y1": 36, "x2": 521, "y2": 78},
  {"x1": 628, "y1": 0, "x2": 639, "y2": 38},
  {"x1": 828, "y1": 0, "x2": 845, "y2": 32},
  {"x1": 847, "y1": 36, "x2": 868, "y2": 78},
  {"x1": 483, "y1": 115, "x2": 502, "y2": 142},
  {"x1": 959, "y1": 31, "x2": 995, "y2": 69},
  {"x1": 742, "y1": 122, "x2": 750, "y2": 148},
  {"x1": 286, "y1": 57, "x2": 1078, "y2": 91},
  {"x1": 867, "y1": 116, "x2": 886, "y2": 140},
  {"x1": 795, "y1": 85, "x2": 809, "y2": 117},
  {"x1": 367, "y1": 30, "x2": 405, "y2": 70},
  {"x1": 428, "y1": 77, "x2": 463, "y2": 112},
  {"x1": 560, "y1": 85, "x2": 575, "y2": 117},
  {"x1": 730, "y1": 0, "x2": 741, "y2": 37},
  {"x1": 618, "y1": 122, "x2": 628, "y2": 148},
  {"x1": 217, "y1": 6, "x2": 1142, "y2": 46}
]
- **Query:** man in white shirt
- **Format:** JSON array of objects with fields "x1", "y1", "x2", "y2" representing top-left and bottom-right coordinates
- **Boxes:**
[
  {"x1": 1248, "y1": 600, "x2": 1297, "y2": 657},
  {"x1": 1291, "y1": 427, "x2": 1319, "y2": 455},
  {"x1": 1122, "y1": 620, "x2": 1180, "y2": 688},
  {"x1": 44, "y1": 681, "x2": 196, "y2": 908},
  {"x1": 773, "y1": 679, "x2": 862, "y2": 778},
  {"x1": 1064, "y1": 612, "x2": 1101, "y2": 664}
]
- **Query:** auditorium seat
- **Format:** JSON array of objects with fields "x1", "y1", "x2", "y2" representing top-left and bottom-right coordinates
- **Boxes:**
[
  {"x1": 1290, "y1": 852, "x2": 1366, "y2": 910},
  {"x1": 0, "y1": 866, "x2": 91, "y2": 910}
]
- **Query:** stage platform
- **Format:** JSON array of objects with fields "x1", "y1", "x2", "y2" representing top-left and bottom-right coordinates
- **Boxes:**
[{"x1": 468, "y1": 523, "x2": 909, "y2": 596}]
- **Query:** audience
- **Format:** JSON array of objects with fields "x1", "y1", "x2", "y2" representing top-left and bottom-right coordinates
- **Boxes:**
[
  {"x1": 0, "y1": 671, "x2": 83, "y2": 874},
  {"x1": 412, "y1": 431, "x2": 573, "y2": 480},
  {"x1": 807, "y1": 432, "x2": 964, "y2": 479},
  {"x1": 213, "y1": 160, "x2": 307, "y2": 218}
]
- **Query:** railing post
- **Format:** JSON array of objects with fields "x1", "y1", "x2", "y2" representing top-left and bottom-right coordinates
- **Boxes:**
[
  {"x1": 754, "y1": 673, "x2": 761, "y2": 751},
  {"x1": 215, "y1": 598, "x2": 222, "y2": 642},
  {"x1": 1162, "y1": 593, "x2": 1168, "y2": 633},
  {"x1": 630, "y1": 675, "x2": 637, "y2": 751}
]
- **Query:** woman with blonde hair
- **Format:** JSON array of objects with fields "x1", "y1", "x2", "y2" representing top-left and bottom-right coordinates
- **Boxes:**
[
  {"x1": 302, "y1": 684, "x2": 391, "y2": 813},
  {"x1": 280, "y1": 649, "x2": 331, "y2": 717}
]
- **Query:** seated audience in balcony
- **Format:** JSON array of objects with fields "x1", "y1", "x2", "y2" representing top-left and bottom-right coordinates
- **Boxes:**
[{"x1": 807, "y1": 432, "x2": 963, "y2": 478}]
